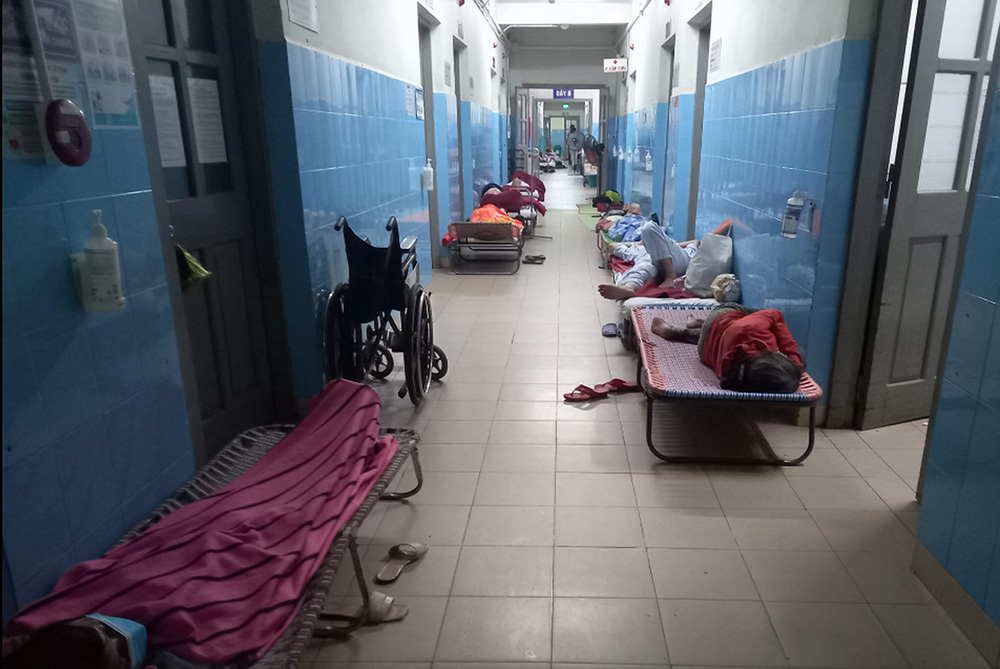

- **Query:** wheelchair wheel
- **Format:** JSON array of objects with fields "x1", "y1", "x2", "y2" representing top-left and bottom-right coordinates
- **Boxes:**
[
  {"x1": 369, "y1": 343, "x2": 395, "y2": 381},
  {"x1": 431, "y1": 345, "x2": 448, "y2": 381},
  {"x1": 403, "y1": 285, "x2": 434, "y2": 406},
  {"x1": 324, "y1": 284, "x2": 360, "y2": 382}
]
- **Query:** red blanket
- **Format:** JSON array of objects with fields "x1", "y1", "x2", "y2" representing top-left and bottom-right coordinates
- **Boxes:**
[{"x1": 6, "y1": 380, "x2": 397, "y2": 664}]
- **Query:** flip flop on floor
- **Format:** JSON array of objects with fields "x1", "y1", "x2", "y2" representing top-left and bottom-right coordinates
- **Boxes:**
[
  {"x1": 375, "y1": 543, "x2": 428, "y2": 583},
  {"x1": 315, "y1": 591, "x2": 408, "y2": 636},
  {"x1": 593, "y1": 378, "x2": 640, "y2": 394},
  {"x1": 563, "y1": 384, "x2": 610, "y2": 402},
  {"x1": 523, "y1": 254, "x2": 546, "y2": 264},
  {"x1": 601, "y1": 322, "x2": 619, "y2": 337}
]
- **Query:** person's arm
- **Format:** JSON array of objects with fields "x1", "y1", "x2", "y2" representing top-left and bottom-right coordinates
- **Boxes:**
[
  {"x1": 763, "y1": 311, "x2": 804, "y2": 368},
  {"x1": 677, "y1": 240, "x2": 698, "y2": 248}
]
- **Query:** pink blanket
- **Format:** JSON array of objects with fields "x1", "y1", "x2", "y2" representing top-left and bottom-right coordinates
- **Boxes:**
[{"x1": 6, "y1": 380, "x2": 398, "y2": 664}]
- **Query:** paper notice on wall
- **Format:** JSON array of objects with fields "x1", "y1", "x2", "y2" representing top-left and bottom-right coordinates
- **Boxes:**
[
  {"x1": 288, "y1": 0, "x2": 319, "y2": 32},
  {"x1": 709, "y1": 38, "x2": 721, "y2": 73},
  {"x1": 2, "y1": 4, "x2": 45, "y2": 160},
  {"x1": 187, "y1": 77, "x2": 227, "y2": 163},
  {"x1": 73, "y1": 0, "x2": 139, "y2": 127},
  {"x1": 148, "y1": 74, "x2": 186, "y2": 167},
  {"x1": 406, "y1": 84, "x2": 415, "y2": 116},
  {"x1": 415, "y1": 87, "x2": 424, "y2": 121}
]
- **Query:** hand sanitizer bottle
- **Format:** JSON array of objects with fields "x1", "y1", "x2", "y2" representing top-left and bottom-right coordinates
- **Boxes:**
[{"x1": 84, "y1": 210, "x2": 125, "y2": 312}]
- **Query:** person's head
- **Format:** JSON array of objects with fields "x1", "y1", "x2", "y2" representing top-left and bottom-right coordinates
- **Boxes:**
[
  {"x1": 482, "y1": 182, "x2": 503, "y2": 197},
  {"x1": 570, "y1": 124, "x2": 576, "y2": 132},
  {"x1": 720, "y1": 350, "x2": 802, "y2": 393},
  {"x1": 4, "y1": 617, "x2": 132, "y2": 669}
]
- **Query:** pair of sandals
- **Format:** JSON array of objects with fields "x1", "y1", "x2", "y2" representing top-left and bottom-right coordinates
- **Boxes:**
[
  {"x1": 523, "y1": 254, "x2": 546, "y2": 264},
  {"x1": 563, "y1": 378, "x2": 639, "y2": 402},
  {"x1": 315, "y1": 542, "x2": 428, "y2": 636}
]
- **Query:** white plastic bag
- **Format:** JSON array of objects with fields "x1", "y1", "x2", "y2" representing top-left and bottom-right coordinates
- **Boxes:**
[
  {"x1": 710, "y1": 273, "x2": 742, "y2": 302},
  {"x1": 684, "y1": 233, "x2": 733, "y2": 297}
]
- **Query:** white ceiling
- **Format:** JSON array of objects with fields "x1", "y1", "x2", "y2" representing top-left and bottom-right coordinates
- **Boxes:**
[{"x1": 506, "y1": 24, "x2": 624, "y2": 48}]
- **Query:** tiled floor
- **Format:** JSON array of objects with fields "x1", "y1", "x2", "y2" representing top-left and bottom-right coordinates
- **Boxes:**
[{"x1": 303, "y1": 172, "x2": 987, "y2": 668}]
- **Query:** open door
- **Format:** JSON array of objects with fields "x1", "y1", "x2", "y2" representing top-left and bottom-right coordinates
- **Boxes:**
[{"x1": 858, "y1": 0, "x2": 997, "y2": 428}]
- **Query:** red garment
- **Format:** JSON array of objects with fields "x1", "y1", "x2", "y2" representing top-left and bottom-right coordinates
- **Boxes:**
[
  {"x1": 480, "y1": 188, "x2": 522, "y2": 213},
  {"x1": 633, "y1": 277, "x2": 702, "y2": 299},
  {"x1": 701, "y1": 309, "x2": 803, "y2": 378},
  {"x1": 6, "y1": 380, "x2": 398, "y2": 664},
  {"x1": 511, "y1": 170, "x2": 545, "y2": 199},
  {"x1": 609, "y1": 255, "x2": 633, "y2": 273},
  {"x1": 501, "y1": 185, "x2": 546, "y2": 215}
]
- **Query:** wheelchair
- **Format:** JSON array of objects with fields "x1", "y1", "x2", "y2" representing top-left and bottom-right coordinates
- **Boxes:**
[{"x1": 324, "y1": 216, "x2": 448, "y2": 406}]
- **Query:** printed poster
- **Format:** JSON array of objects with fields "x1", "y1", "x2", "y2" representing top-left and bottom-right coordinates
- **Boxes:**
[
  {"x1": 406, "y1": 84, "x2": 414, "y2": 116},
  {"x1": 73, "y1": 0, "x2": 139, "y2": 127},
  {"x1": 148, "y1": 74, "x2": 185, "y2": 167},
  {"x1": 187, "y1": 77, "x2": 227, "y2": 163},
  {"x1": 415, "y1": 87, "x2": 424, "y2": 121}
]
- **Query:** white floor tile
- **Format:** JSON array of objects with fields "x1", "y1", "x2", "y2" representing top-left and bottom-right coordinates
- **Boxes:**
[
  {"x1": 481, "y1": 444, "x2": 556, "y2": 472},
  {"x1": 451, "y1": 545, "x2": 553, "y2": 597},
  {"x1": 315, "y1": 596, "x2": 448, "y2": 663},
  {"x1": 435, "y1": 597, "x2": 552, "y2": 662},
  {"x1": 553, "y1": 547, "x2": 656, "y2": 598},
  {"x1": 552, "y1": 598, "x2": 669, "y2": 664},
  {"x1": 872, "y1": 603, "x2": 991, "y2": 668},
  {"x1": 725, "y1": 509, "x2": 831, "y2": 551},
  {"x1": 742, "y1": 550, "x2": 865, "y2": 602},
  {"x1": 765, "y1": 601, "x2": 908, "y2": 668},
  {"x1": 464, "y1": 505, "x2": 555, "y2": 546},
  {"x1": 556, "y1": 444, "x2": 630, "y2": 473},
  {"x1": 639, "y1": 507, "x2": 737, "y2": 549},
  {"x1": 659, "y1": 599, "x2": 787, "y2": 667},
  {"x1": 648, "y1": 548, "x2": 759, "y2": 600},
  {"x1": 555, "y1": 472, "x2": 636, "y2": 506},
  {"x1": 555, "y1": 506, "x2": 645, "y2": 547},
  {"x1": 475, "y1": 472, "x2": 554, "y2": 506}
]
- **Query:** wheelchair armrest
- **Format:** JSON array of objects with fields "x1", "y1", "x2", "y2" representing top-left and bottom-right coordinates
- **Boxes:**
[{"x1": 400, "y1": 235, "x2": 417, "y2": 252}]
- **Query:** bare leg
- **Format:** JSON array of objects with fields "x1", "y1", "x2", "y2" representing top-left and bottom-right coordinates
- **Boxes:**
[
  {"x1": 651, "y1": 317, "x2": 701, "y2": 344},
  {"x1": 656, "y1": 257, "x2": 676, "y2": 288},
  {"x1": 598, "y1": 283, "x2": 639, "y2": 301}
]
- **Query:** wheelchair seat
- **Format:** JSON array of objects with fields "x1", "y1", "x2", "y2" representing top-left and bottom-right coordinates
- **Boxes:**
[{"x1": 341, "y1": 221, "x2": 406, "y2": 324}]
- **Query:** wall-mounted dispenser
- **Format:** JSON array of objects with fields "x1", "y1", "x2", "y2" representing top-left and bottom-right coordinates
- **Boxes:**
[
  {"x1": 645, "y1": 150, "x2": 654, "y2": 172},
  {"x1": 72, "y1": 210, "x2": 125, "y2": 312},
  {"x1": 781, "y1": 190, "x2": 815, "y2": 239},
  {"x1": 421, "y1": 158, "x2": 435, "y2": 191}
]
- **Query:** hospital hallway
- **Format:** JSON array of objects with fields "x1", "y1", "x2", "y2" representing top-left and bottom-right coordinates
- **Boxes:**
[
  {"x1": 4, "y1": 0, "x2": 1000, "y2": 666},
  {"x1": 300, "y1": 189, "x2": 985, "y2": 668}
]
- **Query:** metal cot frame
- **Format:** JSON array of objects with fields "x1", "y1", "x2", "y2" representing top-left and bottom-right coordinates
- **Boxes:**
[{"x1": 118, "y1": 424, "x2": 424, "y2": 668}]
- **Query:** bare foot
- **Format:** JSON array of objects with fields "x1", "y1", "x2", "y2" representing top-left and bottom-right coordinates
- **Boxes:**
[
  {"x1": 651, "y1": 317, "x2": 681, "y2": 341},
  {"x1": 598, "y1": 284, "x2": 636, "y2": 301}
]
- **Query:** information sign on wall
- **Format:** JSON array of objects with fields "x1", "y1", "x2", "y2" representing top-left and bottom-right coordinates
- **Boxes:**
[
  {"x1": 553, "y1": 88, "x2": 574, "y2": 99},
  {"x1": 603, "y1": 58, "x2": 628, "y2": 73}
]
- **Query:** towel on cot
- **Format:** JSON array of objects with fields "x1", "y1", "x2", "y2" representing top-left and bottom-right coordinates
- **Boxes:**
[{"x1": 6, "y1": 379, "x2": 398, "y2": 664}]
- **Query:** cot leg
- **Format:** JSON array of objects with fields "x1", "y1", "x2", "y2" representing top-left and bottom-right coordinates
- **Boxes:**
[
  {"x1": 645, "y1": 398, "x2": 816, "y2": 466},
  {"x1": 312, "y1": 534, "x2": 370, "y2": 637},
  {"x1": 381, "y1": 447, "x2": 424, "y2": 500}
]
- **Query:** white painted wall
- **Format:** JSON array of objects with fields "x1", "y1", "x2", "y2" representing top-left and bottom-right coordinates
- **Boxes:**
[
  {"x1": 256, "y1": 0, "x2": 422, "y2": 84},
  {"x1": 623, "y1": 0, "x2": 672, "y2": 110},
  {"x1": 253, "y1": 0, "x2": 507, "y2": 112},
  {"x1": 420, "y1": 0, "x2": 509, "y2": 112},
  {"x1": 707, "y1": 0, "x2": 878, "y2": 84},
  {"x1": 497, "y1": 2, "x2": 631, "y2": 26},
  {"x1": 509, "y1": 47, "x2": 619, "y2": 89}
]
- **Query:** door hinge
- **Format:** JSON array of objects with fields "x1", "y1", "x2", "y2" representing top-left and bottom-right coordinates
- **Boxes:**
[{"x1": 884, "y1": 162, "x2": 898, "y2": 199}]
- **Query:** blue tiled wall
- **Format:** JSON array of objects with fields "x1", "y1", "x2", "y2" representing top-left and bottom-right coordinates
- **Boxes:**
[
  {"x1": 664, "y1": 94, "x2": 694, "y2": 236},
  {"x1": 2, "y1": 22, "x2": 193, "y2": 612},
  {"x1": 606, "y1": 116, "x2": 619, "y2": 193},
  {"x1": 468, "y1": 101, "x2": 505, "y2": 211},
  {"x1": 434, "y1": 92, "x2": 452, "y2": 255},
  {"x1": 446, "y1": 95, "x2": 462, "y2": 225},
  {"x1": 461, "y1": 101, "x2": 474, "y2": 218},
  {"x1": 262, "y1": 41, "x2": 431, "y2": 398},
  {"x1": 623, "y1": 113, "x2": 635, "y2": 202},
  {"x1": 632, "y1": 103, "x2": 668, "y2": 219},
  {"x1": 920, "y1": 81, "x2": 1000, "y2": 626},
  {"x1": 694, "y1": 40, "x2": 872, "y2": 393}
]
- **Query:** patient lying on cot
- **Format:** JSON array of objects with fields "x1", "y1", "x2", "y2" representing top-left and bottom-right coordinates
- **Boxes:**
[
  {"x1": 651, "y1": 305, "x2": 804, "y2": 393},
  {"x1": 598, "y1": 220, "x2": 697, "y2": 301}
]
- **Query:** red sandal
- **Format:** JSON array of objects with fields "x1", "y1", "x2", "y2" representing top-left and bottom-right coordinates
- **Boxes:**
[
  {"x1": 562, "y1": 384, "x2": 610, "y2": 402},
  {"x1": 593, "y1": 378, "x2": 639, "y2": 394}
]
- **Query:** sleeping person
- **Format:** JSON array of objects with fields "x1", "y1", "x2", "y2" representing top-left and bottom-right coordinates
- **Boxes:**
[
  {"x1": 598, "y1": 220, "x2": 697, "y2": 301},
  {"x1": 651, "y1": 304, "x2": 804, "y2": 393}
]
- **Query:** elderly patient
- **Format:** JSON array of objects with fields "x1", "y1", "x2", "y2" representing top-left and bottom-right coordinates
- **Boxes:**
[
  {"x1": 652, "y1": 304, "x2": 804, "y2": 393},
  {"x1": 598, "y1": 220, "x2": 697, "y2": 301}
]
